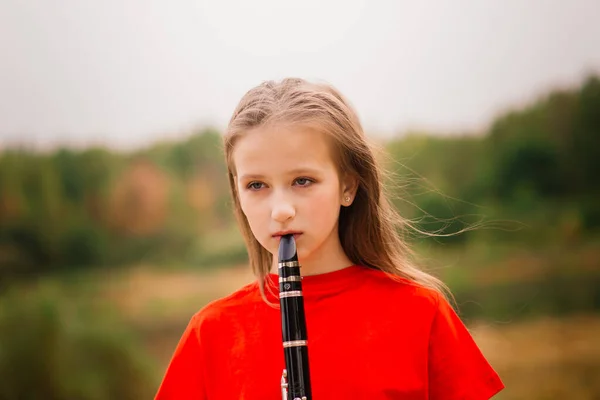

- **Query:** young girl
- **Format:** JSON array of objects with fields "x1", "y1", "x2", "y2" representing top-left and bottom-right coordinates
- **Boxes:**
[{"x1": 154, "y1": 78, "x2": 505, "y2": 399}]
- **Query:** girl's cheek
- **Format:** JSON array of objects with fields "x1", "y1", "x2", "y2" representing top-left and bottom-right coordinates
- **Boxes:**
[
  {"x1": 244, "y1": 198, "x2": 267, "y2": 219},
  {"x1": 315, "y1": 184, "x2": 339, "y2": 201},
  {"x1": 238, "y1": 196, "x2": 253, "y2": 217},
  {"x1": 307, "y1": 189, "x2": 339, "y2": 213}
]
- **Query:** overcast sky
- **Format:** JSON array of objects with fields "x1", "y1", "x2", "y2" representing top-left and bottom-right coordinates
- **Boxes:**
[{"x1": 1, "y1": 0, "x2": 599, "y2": 150}]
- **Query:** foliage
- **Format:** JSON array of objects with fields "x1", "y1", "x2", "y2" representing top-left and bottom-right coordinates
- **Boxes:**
[
  {"x1": 385, "y1": 74, "x2": 600, "y2": 244},
  {"x1": 1, "y1": 75, "x2": 599, "y2": 276},
  {"x1": 0, "y1": 284, "x2": 158, "y2": 400}
]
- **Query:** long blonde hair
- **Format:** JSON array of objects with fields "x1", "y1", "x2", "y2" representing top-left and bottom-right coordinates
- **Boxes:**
[{"x1": 223, "y1": 78, "x2": 453, "y2": 304}]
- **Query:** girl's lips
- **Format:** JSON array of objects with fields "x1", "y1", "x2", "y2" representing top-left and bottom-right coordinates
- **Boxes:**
[{"x1": 273, "y1": 233, "x2": 302, "y2": 241}]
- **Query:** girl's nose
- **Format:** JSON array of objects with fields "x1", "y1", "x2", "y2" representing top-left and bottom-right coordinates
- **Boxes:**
[{"x1": 271, "y1": 199, "x2": 295, "y2": 223}]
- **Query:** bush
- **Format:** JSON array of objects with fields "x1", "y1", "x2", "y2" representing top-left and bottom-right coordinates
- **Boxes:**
[
  {"x1": 59, "y1": 225, "x2": 109, "y2": 268},
  {"x1": 454, "y1": 271, "x2": 600, "y2": 322},
  {"x1": 0, "y1": 284, "x2": 158, "y2": 400}
]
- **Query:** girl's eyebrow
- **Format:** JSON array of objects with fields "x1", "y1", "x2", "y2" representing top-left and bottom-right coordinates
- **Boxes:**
[
  {"x1": 238, "y1": 173, "x2": 265, "y2": 181},
  {"x1": 239, "y1": 168, "x2": 322, "y2": 182}
]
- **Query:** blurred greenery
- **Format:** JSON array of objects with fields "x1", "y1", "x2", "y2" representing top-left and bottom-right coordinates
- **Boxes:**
[
  {"x1": 2, "y1": 77, "x2": 599, "y2": 275},
  {"x1": 0, "y1": 283, "x2": 158, "y2": 400},
  {"x1": 0, "y1": 75, "x2": 599, "y2": 399}
]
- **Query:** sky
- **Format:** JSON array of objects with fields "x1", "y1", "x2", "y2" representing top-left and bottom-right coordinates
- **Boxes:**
[{"x1": 1, "y1": 0, "x2": 600, "y2": 150}]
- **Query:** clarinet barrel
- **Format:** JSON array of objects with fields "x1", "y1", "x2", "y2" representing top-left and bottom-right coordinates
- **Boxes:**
[{"x1": 278, "y1": 234, "x2": 312, "y2": 400}]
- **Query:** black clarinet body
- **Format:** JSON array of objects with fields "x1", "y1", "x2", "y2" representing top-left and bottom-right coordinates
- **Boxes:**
[{"x1": 278, "y1": 234, "x2": 312, "y2": 400}]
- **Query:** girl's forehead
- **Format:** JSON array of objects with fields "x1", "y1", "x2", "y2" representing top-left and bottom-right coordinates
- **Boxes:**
[{"x1": 232, "y1": 125, "x2": 338, "y2": 175}]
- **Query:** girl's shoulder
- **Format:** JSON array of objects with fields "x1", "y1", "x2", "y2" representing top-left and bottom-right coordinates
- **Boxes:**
[{"x1": 359, "y1": 266, "x2": 444, "y2": 310}]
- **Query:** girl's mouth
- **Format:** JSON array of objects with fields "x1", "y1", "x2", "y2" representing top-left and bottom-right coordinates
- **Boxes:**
[{"x1": 273, "y1": 232, "x2": 302, "y2": 241}]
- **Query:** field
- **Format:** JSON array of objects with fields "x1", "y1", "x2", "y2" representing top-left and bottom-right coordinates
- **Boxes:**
[
  {"x1": 98, "y1": 259, "x2": 600, "y2": 400},
  {"x1": 4, "y1": 240, "x2": 599, "y2": 399}
]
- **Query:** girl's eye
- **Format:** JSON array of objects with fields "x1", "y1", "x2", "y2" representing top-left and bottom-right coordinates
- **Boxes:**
[
  {"x1": 294, "y1": 177, "x2": 313, "y2": 187},
  {"x1": 247, "y1": 182, "x2": 265, "y2": 190}
]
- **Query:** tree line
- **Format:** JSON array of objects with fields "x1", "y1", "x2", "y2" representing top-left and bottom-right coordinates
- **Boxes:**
[{"x1": 1, "y1": 75, "x2": 598, "y2": 279}]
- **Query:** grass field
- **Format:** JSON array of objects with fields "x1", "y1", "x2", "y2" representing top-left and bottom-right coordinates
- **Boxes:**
[
  {"x1": 6, "y1": 239, "x2": 599, "y2": 399},
  {"x1": 97, "y1": 260, "x2": 600, "y2": 400}
]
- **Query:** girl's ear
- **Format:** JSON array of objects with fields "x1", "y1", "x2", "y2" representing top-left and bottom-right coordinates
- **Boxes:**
[{"x1": 340, "y1": 173, "x2": 359, "y2": 206}]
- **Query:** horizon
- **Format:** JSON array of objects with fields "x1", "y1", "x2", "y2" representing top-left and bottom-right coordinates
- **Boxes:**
[{"x1": 1, "y1": 72, "x2": 596, "y2": 154}]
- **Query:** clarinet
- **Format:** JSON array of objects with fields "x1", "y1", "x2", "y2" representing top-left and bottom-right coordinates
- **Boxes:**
[{"x1": 278, "y1": 234, "x2": 312, "y2": 400}]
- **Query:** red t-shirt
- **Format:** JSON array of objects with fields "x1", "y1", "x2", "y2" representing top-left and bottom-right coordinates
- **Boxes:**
[{"x1": 155, "y1": 265, "x2": 504, "y2": 399}]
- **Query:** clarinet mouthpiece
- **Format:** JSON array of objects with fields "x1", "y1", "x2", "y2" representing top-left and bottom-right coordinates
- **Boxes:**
[{"x1": 278, "y1": 234, "x2": 297, "y2": 262}]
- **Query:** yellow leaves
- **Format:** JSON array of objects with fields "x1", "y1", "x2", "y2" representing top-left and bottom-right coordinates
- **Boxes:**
[
  {"x1": 108, "y1": 159, "x2": 169, "y2": 236},
  {"x1": 186, "y1": 174, "x2": 215, "y2": 213}
]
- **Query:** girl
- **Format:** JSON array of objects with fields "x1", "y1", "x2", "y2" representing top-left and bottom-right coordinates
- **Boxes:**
[{"x1": 155, "y1": 78, "x2": 504, "y2": 399}]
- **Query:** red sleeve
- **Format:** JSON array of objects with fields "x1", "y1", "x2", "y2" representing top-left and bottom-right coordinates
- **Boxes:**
[
  {"x1": 428, "y1": 293, "x2": 505, "y2": 400},
  {"x1": 154, "y1": 314, "x2": 207, "y2": 400}
]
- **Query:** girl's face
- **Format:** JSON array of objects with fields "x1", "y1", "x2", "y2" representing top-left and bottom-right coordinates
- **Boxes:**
[{"x1": 233, "y1": 124, "x2": 351, "y2": 268}]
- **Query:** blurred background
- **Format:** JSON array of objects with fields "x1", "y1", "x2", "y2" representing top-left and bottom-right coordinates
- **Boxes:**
[{"x1": 1, "y1": 1, "x2": 599, "y2": 399}]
